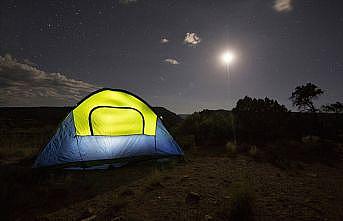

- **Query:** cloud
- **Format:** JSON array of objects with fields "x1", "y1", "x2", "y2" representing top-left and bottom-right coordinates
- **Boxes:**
[
  {"x1": 160, "y1": 37, "x2": 169, "y2": 44},
  {"x1": 184, "y1": 32, "x2": 201, "y2": 46},
  {"x1": 119, "y1": 0, "x2": 138, "y2": 5},
  {"x1": 274, "y1": 0, "x2": 293, "y2": 12},
  {"x1": 0, "y1": 54, "x2": 98, "y2": 106},
  {"x1": 164, "y1": 58, "x2": 180, "y2": 65},
  {"x1": 23, "y1": 59, "x2": 37, "y2": 67}
]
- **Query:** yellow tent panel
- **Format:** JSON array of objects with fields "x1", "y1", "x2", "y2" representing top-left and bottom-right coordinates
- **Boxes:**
[{"x1": 73, "y1": 89, "x2": 157, "y2": 136}]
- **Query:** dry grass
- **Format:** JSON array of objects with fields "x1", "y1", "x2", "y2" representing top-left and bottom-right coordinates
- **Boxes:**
[
  {"x1": 145, "y1": 168, "x2": 164, "y2": 191},
  {"x1": 217, "y1": 177, "x2": 255, "y2": 221},
  {"x1": 301, "y1": 135, "x2": 320, "y2": 144},
  {"x1": 229, "y1": 182, "x2": 255, "y2": 221},
  {"x1": 0, "y1": 147, "x2": 38, "y2": 160},
  {"x1": 175, "y1": 135, "x2": 196, "y2": 150},
  {"x1": 248, "y1": 145, "x2": 258, "y2": 158}
]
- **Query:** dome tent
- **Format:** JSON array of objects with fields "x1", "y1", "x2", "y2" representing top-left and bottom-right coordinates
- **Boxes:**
[{"x1": 33, "y1": 88, "x2": 183, "y2": 169}]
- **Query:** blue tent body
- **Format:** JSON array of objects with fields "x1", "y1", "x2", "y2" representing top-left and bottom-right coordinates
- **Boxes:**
[{"x1": 33, "y1": 89, "x2": 183, "y2": 169}]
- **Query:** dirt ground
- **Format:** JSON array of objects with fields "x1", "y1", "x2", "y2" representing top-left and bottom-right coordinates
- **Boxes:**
[{"x1": 33, "y1": 151, "x2": 343, "y2": 221}]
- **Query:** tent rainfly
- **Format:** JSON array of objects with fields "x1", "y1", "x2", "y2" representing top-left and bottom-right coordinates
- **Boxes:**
[{"x1": 33, "y1": 88, "x2": 183, "y2": 169}]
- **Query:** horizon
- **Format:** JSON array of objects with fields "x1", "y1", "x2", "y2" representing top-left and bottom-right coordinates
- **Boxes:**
[{"x1": 1, "y1": 104, "x2": 341, "y2": 115}]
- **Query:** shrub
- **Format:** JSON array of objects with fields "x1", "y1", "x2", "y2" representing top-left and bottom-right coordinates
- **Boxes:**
[
  {"x1": 178, "y1": 110, "x2": 235, "y2": 146},
  {"x1": 82, "y1": 195, "x2": 127, "y2": 220},
  {"x1": 301, "y1": 135, "x2": 320, "y2": 144},
  {"x1": 226, "y1": 142, "x2": 237, "y2": 156},
  {"x1": 145, "y1": 168, "x2": 163, "y2": 191},
  {"x1": 228, "y1": 182, "x2": 255, "y2": 221},
  {"x1": 0, "y1": 148, "x2": 38, "y2": 160},
  {"x1": 175, "y1": 135, "x2": 195, "y2": 150},
  {"x1": 216, "y1": 179, "x2": 255, "y2": 221},
  {"x1": 233, "y1": 96, "x2": 289, "y2": 143},
  {"x1": 248, "y1": 145, "x2": 257, "y2": 158}
]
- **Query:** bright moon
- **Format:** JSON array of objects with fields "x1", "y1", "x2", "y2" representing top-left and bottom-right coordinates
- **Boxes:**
[{"x1": 221, "y1": 51, "x2": 235, "y2": 64}]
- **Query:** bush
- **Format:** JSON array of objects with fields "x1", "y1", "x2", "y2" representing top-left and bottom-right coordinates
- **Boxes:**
[
  {"x1": 0, "y1": 148, "x2": 38, "y2": 160},
  {"x1": 175, "y1": 135, "x2": 195, "y2": 150},
  {"x1": 229, "y1": 182, "x2": 255, "y2": 221},
  {"x1": 226, "y1": 142, "x2": 237, "y2": 156},
  {"x1": 145, "y1": 168, "x2": 163, "y2": 191},
  {"x1": 233, "y1": 96, "x2": 289, "y2": 143},
  {"x1": 301, "y1": 135, "x2": 320, "y2": 144},
  {"x1": 248, "y1": 145, "x2": 257, "y2": 158},
  {"x1": 178, "y1": 110, "x2": 235, "y2": 146},
  {"x1": 216, "y1": 179, "x2": 255, "y2": 221}
]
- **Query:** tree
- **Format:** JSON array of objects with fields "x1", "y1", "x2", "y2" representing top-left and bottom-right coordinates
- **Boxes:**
[
  {"x1": 233, "y1": 96, "x2": 288, "y2": 142},
  {"x1": 322, "y1": 102, "x2": 343, "y2": 113},
  {"x1": 233, "y1": 96, "x2": 288, "y2": 112},
  {"x1": 290, "y1": 83, "x2": 323, "y2": 112}
]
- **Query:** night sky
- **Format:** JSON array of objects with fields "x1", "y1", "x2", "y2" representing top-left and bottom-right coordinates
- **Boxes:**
[{"x1": 0, "y1": 0, "x2": 342, "y2": 113}]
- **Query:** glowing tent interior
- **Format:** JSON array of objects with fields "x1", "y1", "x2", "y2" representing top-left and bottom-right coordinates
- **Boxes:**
[{"x1": 33, "y1": 88, "x2": 183, "y2": 169}]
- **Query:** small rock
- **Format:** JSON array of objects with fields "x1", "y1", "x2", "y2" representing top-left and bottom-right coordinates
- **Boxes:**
[
  {"x1": 205, "y1": 214, "x2": 213, "y2": 220},
  {"x1": 223, "y1": 178, "x2": 231, "y2": 183},
  {"x1": 145, "y1": 181, "x2": 164, "y2": 192},
  {"x1": 296, "y1": 162, "x2": 305, "y2": 170},
  {"x1": 304, "y1": 198, "x2": 311, "y2": 203},
  {"x1": 163, "y1": 175, "x2": 172, "y2": 180},
  {"x1": 185, "y1": 192, "x2": 201, "y2": 204},
  {"x1": 223, "y1": 195, "x2": 231, "y2": 200},
  {"x1": 180, "y1": 175, "x2": 190, "y2": 182},
  {"x1": 181, "y1": 175, "x2": 190, "y2": 180},
  {"x1": 120, "y1": 189, "x2": 134, "y2": 197},
  {"x1": 149, "y1": 181, "x2": 164, "y2": 188},
  {"x1": 307, "y1": 173, "x2": 318, "y2": 178},
  {"x1": 80, "y1": 215, "x2": 96, "y2": 221},
  {"x1": 327, "y1": 195, "x2": 335, "y2": 200},
  {"x1": 81, "y1": 207, "x2": 95, "y2": 219},
  {"x1": 87, "y1": 207, "x2": 95, "y2": 214}
]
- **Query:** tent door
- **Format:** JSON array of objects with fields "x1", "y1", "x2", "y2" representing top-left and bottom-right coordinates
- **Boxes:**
[{"x1": 89, "y1": 106, "x2": 145, "y2": 136}]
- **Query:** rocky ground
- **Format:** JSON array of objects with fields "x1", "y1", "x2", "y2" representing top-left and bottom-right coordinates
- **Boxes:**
[{"x1": 36, "y1": 152, "x2": 343, "y2": 221}]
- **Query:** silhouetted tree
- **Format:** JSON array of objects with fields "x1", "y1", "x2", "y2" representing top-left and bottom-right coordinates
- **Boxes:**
[
  {"x1": 178, "y1": 110, "x2": 234, "y2": 145},
  {"x1": 233, "y1": 96, "x2": 288, "y2": 142},
  {"x1": 233, "y1": 96, "x2": 288, "y2": 112},
  {"x1": 290, "y1": 83, "x2": 323, "y2": 112},
  {"x1": 322, "y1": 102, "x2": 343, "y2": 113}
]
